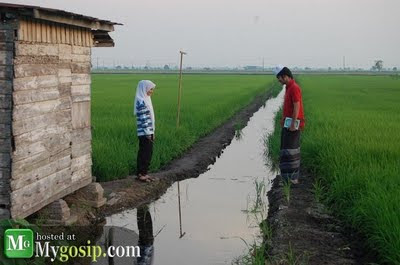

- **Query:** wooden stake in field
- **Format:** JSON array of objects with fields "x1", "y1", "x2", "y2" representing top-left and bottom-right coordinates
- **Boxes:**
[
  {"x1": 176, "y1": 50, "x2": 187, "y2": 127},
  {"x1": 176, "y1": 51, "x2": 187, "y2": 239}
]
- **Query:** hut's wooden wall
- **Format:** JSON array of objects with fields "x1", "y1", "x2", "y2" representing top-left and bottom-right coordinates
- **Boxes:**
[
  {"x1": 0, "y1": 20, "x2": 16, "y2": 219},
  {"x1": 18, "y1": 18, "x2": 93, "y2": 47},
  {"x1": 8, "y1": 18, "x2": 93, "y2": 218}
]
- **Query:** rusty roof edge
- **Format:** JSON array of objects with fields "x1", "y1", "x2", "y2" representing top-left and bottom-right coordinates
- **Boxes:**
[{"x1": 0, "y1": 2, "x2": 123, "y2": 30}]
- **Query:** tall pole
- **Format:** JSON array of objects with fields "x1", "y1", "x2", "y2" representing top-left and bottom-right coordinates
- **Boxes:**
[
  {"x1": 176, "y1": 51, "x2": 186, "y2": 128},
  {"x1": 176, "y1": 51, "x2": 186, "y2": 239}
]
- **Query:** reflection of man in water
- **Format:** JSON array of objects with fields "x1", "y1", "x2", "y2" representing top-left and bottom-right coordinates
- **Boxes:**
[{"x1": 136, "y1": 205, "x2": 154, "y2": 265}]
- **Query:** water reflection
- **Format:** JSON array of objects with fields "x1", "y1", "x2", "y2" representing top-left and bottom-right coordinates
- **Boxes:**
[
  {"x1": 137, "y1": 205, "x2": 154, "y2": 265},
  {"x1": 106, "y1": 89, "x2": 285, "y2": 265}
]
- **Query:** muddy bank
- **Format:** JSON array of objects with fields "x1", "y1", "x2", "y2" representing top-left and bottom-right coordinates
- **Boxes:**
[
  {"x1": 94, "y1": 87, "x2": 276, "y2": 220},
  {"x1": 265, "y1": 174, "x2": 374, "y2": 265}
]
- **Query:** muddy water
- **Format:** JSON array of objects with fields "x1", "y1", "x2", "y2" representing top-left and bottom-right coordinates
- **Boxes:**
[{"x1": 103, "y1": 89, "x2": 284, "y2": 265}]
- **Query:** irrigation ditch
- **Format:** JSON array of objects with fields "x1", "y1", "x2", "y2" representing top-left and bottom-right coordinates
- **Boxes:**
[{"x1": 26, "y1": 80, "x2": 372, "y2": 264}]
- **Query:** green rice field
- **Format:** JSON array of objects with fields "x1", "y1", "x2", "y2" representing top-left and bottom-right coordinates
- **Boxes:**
[
  {"x1": 267, "y1": 75, "x2": 400, "y2": 264},
  {"x1": 91, "y1": 74, "x2": 277, "y2": 181}
]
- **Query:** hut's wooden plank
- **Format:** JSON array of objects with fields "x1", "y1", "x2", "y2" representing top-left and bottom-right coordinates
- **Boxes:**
[
  {"x1": 11, "y1": 155, "x2": 71, "y2": 190},
  {"x1": 15, "y1": 42, "x2": 58, "y2": 56},
  {"x1": 71, "y1": 84, "x2": 90, "y2": 96},
  {"x1": 72, "y1": 46, "x2": 90, "y2": 55},
  {"x1": 13, "y1": 88, "x2": 60, "y2": 105},
  {"x1": 0, "y1": 167, "x2": 10, "y2": 181},
  {"x1": 0, "y1": 138, "x2": 11, "y2": 153},
  {"x1": 59, "y1": 76, "x2": 72, "y2": 85},
  {"x1": 13, "y1": 123, "x2": 71, "y2": 149},
  {"x1": 88, "y1": 29, "x2": 92, "y2": 47},
  {"x1": 13, "y1": 98, "x2": 61, "y2": 120},
  {"x1": 10, "y1": 167, "x2": 72, "y2": 216},
  {"x1": 12, "y1": 144, "x2": 70, "y2": 175},
  {"x1": 13, "y1": 75, "x2": 58, "y2": 91},
  {"x1": 14, "y1": 55, "x2": 59, "y2": 65},
  {"x1": 72, "y1": 95, "x2": 90, "y2": 103},
  {"x1": 58, "y1": 83, "x2": 71, "y2": 98},
  {"x1": 0, "y1": 153, "x2": 11, "y2": 168},
  {"x1": 82, "y1": 30, "x2": 86, "y2": 46},
  {"x1": 18, "y1": 20, "x2": 24, "y2": 41},
  {"x1": 77, "y1": 28, "x2": 81, "y2": 46},
  {"x1": 19, "y1": 19, "x2": 25, "y2": 41},
  {"x1": 51, "y1": 23, "x2": 57, "y2": 43},
  {"x1": 11, "y1": 174, "x2": 91, "y2": 219},
  {"x1": 81, "y1": 29, "x2": 86, "y2": 47},
  {"x1": 28, "y1": 20, "x2": 34, "y2": 42},
  {"x1": 71, "y1": 128, "x2": 91, "y2": 144},
  {"x1": 12, "y1": 131, "x2": 71, "y2": 162},
  {"x1": 0, "y1": 50, "x2": 13, "y2": 65},
  {"x1": 72, "y1": 101, "x2": 90, "y2": 129},
  {"x1": 61, "y1": 26, "x2": 66, "y2": 44},
  {"x1": 0, "y1": 29, "x2": 14, "y2": 42},
  {"x1": 0, "y1": 109, "x2": 11, "y2": 125},
  {"x1": 65, "y1": 26, "x2": 70, "y2": 44},
  {"x1": 88, "y1": 31, "x2": 93, "y2": 47},
  {"x1": 72, "y1": 74, "x2": 91, "y2": 85},
  {"x1": 59, "y1": 96, "x2": 72, "y2": 111},
  {"x1": 83, "y1": 29, "x2": 87, "y2": 46},
  {"x1": 33, "y1": 21, "x2": 39, "y2": 42},
  {"x1": 0, "y1": 80, "x2": 12, "y2": 95},
  {"x1": 14, "y1": 63, "x2": 58, "y2": 78},
  {"x1": 0, "y1": 42, "x2": 13, "y2": 52},
  {"x1": 78, "y1": 28, "x2": 83, "y2": 46},
  {"x1": 12, "y1": 146, "x2": 70, "y2": 179},
  {"x1": 41, "y1": 22, "x2": 47, "y2": 43},
  {"x1": 71, "y1": 63, "x2": 91, "y2": 74},
  {"x1": 46, "y1": 23, "x2": 51, "y2": 43},
  {"x1": 37, "y1": 22, "x2": 42, "y2": 42},
  {"x1": 86, "y1": 30, "x2": 90, "y2": 46},
  {"x1": 58, "y1": 44, "x2": 72, "y2": 61},
  {"x1": 69, "y1": 26, "x2": 74, "y2": 45},
  {"x1": 0, "y1": 124, "x2": 11, "y2": 138},
  {"x1": 0, "y1": 65, "x2": 12, "y2": 80},
  {"x1": 58, "y1": 66, "x2": 72, "y2": 77},
  {"x1": 57, "y1": 24, "x2": 62, "y2": 44},
  {"x1": 71, "y1": 54, "x2": 90, "y2": 63},
  {"x1": 0, "y1": 94, "x2": 12, "y2": 109},
  {"x1": 24, "y1": 20, "x2": 30, "y2": 41},
  {"x1": 72, "y1": 28, "x2": 77, "y2": 46},
  {"x1": 71, "y1": 168, "x2": 91, "y2": 183},
  {"x1": 71, "y1": 140, "x2": 91, "y2": 158},
  {"x1": 71, "y1": 153, "x2": 91, "y2": 172},
  {"x1": 13, "y1": 109, "x2": 71, "y2": 136}
]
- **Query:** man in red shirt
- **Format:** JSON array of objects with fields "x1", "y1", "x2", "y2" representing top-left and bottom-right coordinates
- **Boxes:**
[{"x1": 275, "y1": 66, "x2": 305, "y2": 184}]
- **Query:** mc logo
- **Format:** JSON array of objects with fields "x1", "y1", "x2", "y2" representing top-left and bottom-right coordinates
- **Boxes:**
[{"x1": 4, "y1": 229, "x2": 34, "y2": 258}]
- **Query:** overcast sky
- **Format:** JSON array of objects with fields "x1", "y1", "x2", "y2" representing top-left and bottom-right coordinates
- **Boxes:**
[{"x1": 6, "y1": 0, "x2": 400, "y2": 68}]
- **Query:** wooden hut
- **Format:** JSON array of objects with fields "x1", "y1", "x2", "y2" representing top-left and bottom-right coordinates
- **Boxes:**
[{"x1": 0, "y1": 3, "x2": 120, "y2": 219}]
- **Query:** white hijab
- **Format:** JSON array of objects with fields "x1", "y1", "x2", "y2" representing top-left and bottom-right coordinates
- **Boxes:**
[{"x1": 134, "y1": 80, "x2": 156, "y2": 130}]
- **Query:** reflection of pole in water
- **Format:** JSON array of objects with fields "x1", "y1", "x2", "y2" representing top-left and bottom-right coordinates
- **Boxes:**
[{"x1": 177, "y1": 181, "x2": 186, "y2": 238}]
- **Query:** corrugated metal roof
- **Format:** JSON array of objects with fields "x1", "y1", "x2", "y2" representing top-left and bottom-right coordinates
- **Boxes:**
[{"x1": 0, "y1": 2, "x2": 122, "y2": 31}]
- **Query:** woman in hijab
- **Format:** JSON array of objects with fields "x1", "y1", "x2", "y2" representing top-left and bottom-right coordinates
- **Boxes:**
[{"x1": 134, "y1": 80, "x2": 156, "y2": 182}]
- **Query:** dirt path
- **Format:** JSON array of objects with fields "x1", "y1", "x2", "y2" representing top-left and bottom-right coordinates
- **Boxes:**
[
  {"x1": 265, "y1": 174, "x2": 374, "y2": 265},
  {"x1": 95, "y1": 88, "x2": 275, "y2": 220}
]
